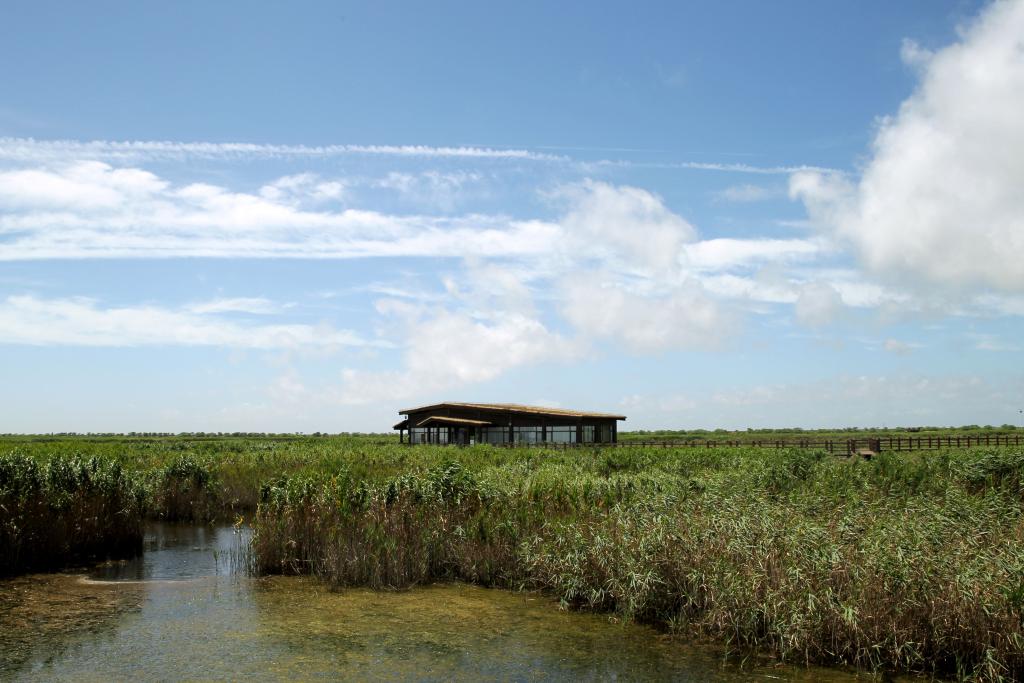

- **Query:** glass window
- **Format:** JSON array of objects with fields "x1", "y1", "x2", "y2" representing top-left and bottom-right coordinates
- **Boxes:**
[
  {"x1": 409, "y1": 426, "x2": 451, "y2": 444},
  {"x1": 481, "y1": 427, "x2": 508, "y2": 444},
  {"x1": 514, "y1": 427, "x2": 541, "y2": 444},
  {"x1": 582, "y1": 425, "x2": 595, "y2": 443},
  {"x1": 547, "y1": 426, "x2": 577, "y2": 444}
]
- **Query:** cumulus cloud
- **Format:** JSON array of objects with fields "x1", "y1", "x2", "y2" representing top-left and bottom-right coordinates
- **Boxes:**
[
  {"x1": 549, "y1": 181, "x2": 737, "y2": 350},
  {"x1": 556, "y1": 180, "x2": 696, "y2": 277},
  {"x1": 794, "y1": 281, "x2": 845, "y2": 327},
  {"x1": 560, "y1": 272, "x2": 732, "y2": 352},
  {"x1": 0, "y1": 295, "x2": 376, "y2": 349},
  {"x1": 339, "y1": 306, "x2": 578, "y2": 404},
  {"x1": 339, "y1": 180, "x2": 748, "y2": 402},
  {"x1": 791, "y1": 0, "x2": 1024, "y2": 292},
  {"x1": 899, "y1": 38, "x2": 934, "y2": 69},
  {"x1": 336, "y1": 179, "x2": 746, "y2": 404}
]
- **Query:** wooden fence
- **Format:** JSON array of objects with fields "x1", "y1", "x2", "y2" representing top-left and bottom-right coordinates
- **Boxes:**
[{"x1": 501, "y1": 434, "x2": 1023, "y2": 453}]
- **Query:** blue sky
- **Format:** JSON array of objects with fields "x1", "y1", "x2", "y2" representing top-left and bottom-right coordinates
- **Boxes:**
[{"x1": 1, "y1": 0, "x2": 1022, "y2": 432}]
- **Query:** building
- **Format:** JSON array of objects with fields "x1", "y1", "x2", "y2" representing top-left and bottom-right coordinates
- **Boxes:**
[{"x1": 393, "y1": 402, "x2": 626, "y2": 445}]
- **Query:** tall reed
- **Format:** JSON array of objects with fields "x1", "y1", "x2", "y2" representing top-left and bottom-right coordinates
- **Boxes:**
[
  {"x1": 252, "y1": 446, "x2": 1024, "y2": 680},
  {"x1": 0, "y1": 451, "x2": 145, "y2": 575}
]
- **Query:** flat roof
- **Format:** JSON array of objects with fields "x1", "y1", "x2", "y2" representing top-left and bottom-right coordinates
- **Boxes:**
[{"x1": 398, "y1": 402, "x2": 626, "y2": 421}]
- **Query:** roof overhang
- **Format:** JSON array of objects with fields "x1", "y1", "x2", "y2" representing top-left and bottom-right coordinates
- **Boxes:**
[{"x1": 415, "y1": 416, "x2": 493, "y2": 427}]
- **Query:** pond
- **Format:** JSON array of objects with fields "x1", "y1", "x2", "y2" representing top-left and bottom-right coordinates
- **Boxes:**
[{"x1": 0, "y1": 523, "x2": 871, "y2": 682}]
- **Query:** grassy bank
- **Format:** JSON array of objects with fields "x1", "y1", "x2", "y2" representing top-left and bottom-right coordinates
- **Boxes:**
[{"x1": 4, "y1": 435, "x2": 1024, "y2": 679}]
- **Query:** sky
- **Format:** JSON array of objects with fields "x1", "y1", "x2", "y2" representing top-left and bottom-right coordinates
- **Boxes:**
[{"x1": 1, "y1": 0, "x2": 1023, "y2": 432}]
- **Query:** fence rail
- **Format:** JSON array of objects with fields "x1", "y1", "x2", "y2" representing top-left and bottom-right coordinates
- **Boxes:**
[{"x1": 494, "y1": 434, "x2": 1023, "y2": 453}]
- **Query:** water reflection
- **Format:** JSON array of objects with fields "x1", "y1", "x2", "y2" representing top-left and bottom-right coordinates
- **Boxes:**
[
  {"x1": 89, "y1": 521, "x2": 251, "y2": 581},
  {"x1": 0, "y1": 573, "x2": 144, "y2": 677},
  {"x1": 0, "y1": 523, "x2": 873, "y2": 682}
]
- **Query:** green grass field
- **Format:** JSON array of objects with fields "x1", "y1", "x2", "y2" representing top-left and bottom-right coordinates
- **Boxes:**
[{"x1": 3, "y1": 433, "x2": 1024, "y2": 680}]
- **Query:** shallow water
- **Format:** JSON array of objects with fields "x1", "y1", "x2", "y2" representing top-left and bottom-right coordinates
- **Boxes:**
[{"x1": 1, "y1": 523, "x2": 871, "y2": 682}]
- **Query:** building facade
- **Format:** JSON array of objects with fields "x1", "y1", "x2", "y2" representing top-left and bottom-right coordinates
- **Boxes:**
[{"x1": 393, "y1": 402, "x2": 626, "y2": 445}]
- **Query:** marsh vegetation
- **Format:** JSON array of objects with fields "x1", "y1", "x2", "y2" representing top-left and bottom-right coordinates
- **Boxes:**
[{"x1": 3, "y1": 434, "x2": 1024, "y2": 680}]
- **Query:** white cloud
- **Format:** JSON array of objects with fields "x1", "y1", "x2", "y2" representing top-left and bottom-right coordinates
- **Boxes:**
[
  {"x1": 699, "y1": 273, "x2": 798, "y2": 305},
  {"x1": 335, "y1": 256, "x2": 581, "y2": 404},
  {"x1": 791, "y1": 0, "x2": 1024, "y2": 292},
  {"x1": 0, "y1": 295, "x2": 377, "y2": 349},
  {"x1": 560, "y1": 272, "x2": 731, "y2": 352},
  {"x1": 596, "y1": 160, "x2": 841, "y2": 175},
  {"x1": 450, "y1": 257, "x2": 538, "y2": 315},
  {"x1": 0, "y1": 137, "x2": 846, "y2": 180},
  {"x1": 883, "y1": 338, "x2": 916, "y2": 355},
  {"x1": 794, "y1": 281, "x2": 844, "y2": 327},
  {"x1": 372, "y1": 170, "x2": 484, "y2": 210},
  {"x1": 186, "y1": 297, "x2": 280, "y2": 315},
  {"x1": 259, "y1": 173, "x2": 346, "y2": 204},
  {"x1": 683, "y1": 238, "x2": 823, "y2": 272},
  {"x1": 339, "y1": 308, "x2": 578, "y2": 404},
  {"x1": 270, "y1": 370, "x2": 309, "y2": 404},
  {"x1": 555, "y1": 180, "x2": 696, "y2": 277},
  {"x1": 699, "y1": 267, "x2": 908, "y2": 314},
  {"x1": 337, "y1": 180, "x2": 755, "y2": 400},
  {"x1": 0, "y1": 137, "x2": 565, "y2": 163},
  {"x1": 0, "y1": 161, "x2": 167, "y2": 210},
  {"x1": 975, "y1": 293, "x2": 1024, "y2": 317},
  {"x1": 545, "y1": 181, "x2": 737, "y2": 351},
  {"x1": 969, "y1": 332, "x2": 1021, "y2": 353},
  {"x1": 899, "y1": 38, "x2": 934, "y2": 70},
  {"x1": 714, "y1": 183, "x2": 779, "y2": 202},
  {"x1": 0, "y1": 161, "x2": 561, "y2": 260}
]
